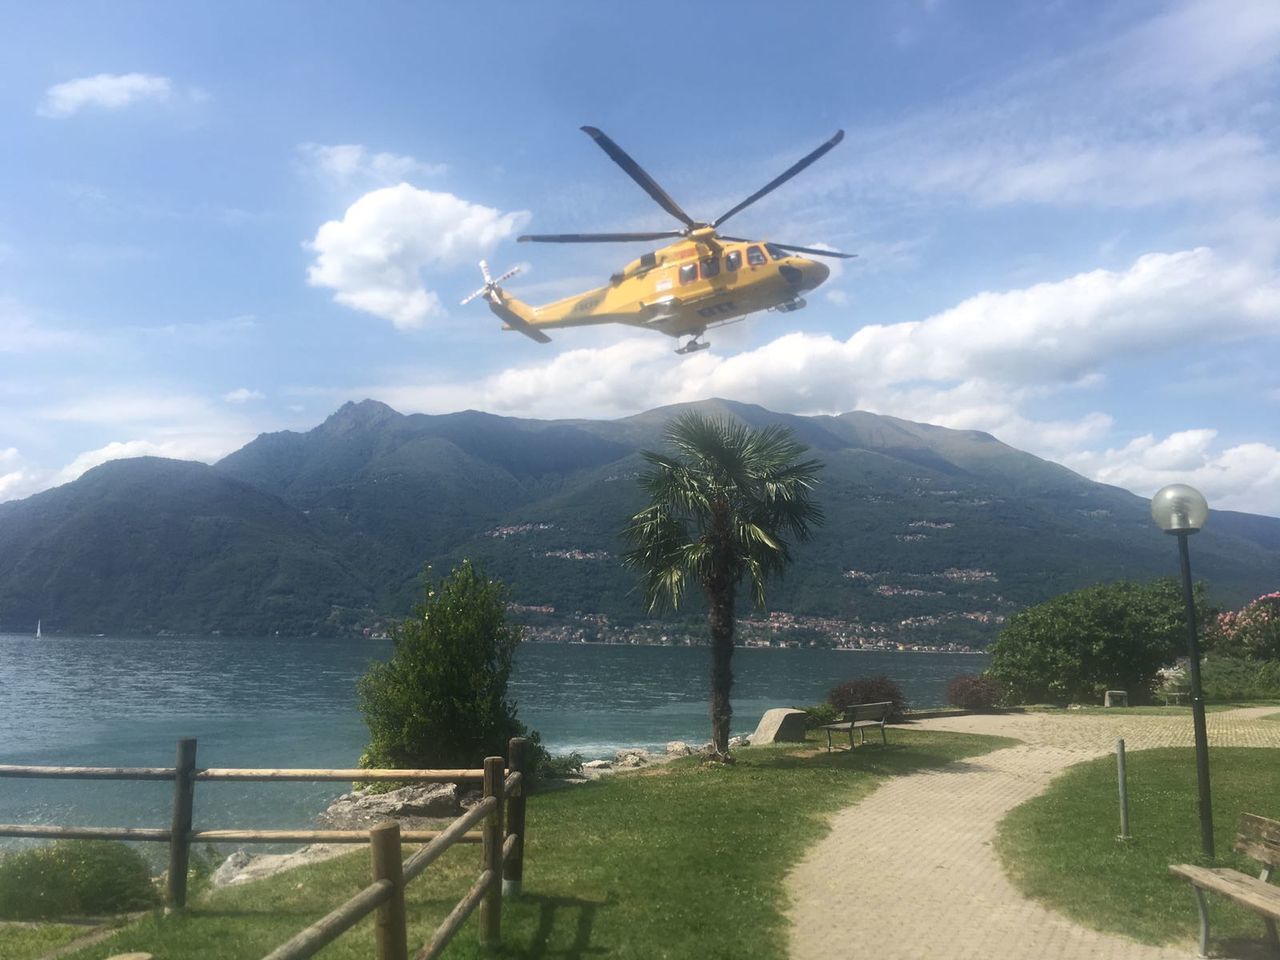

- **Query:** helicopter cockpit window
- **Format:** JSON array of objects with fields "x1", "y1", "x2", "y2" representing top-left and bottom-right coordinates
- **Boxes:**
[
  {"x1": 679, "y1": 263, "x2": 698, "y2": 285},
  {"x1": 766, "y1": 243, "x2": 790, "y2": 260},
  {"x1": 700, "y1": 257, "x2": 720, "y2": 279},
  {"x1": 725, "y1": 250, "x2": 742, "y2": 271},
  {"x1": 746, "y1": 245, "x2": 766, "y2": 266}
]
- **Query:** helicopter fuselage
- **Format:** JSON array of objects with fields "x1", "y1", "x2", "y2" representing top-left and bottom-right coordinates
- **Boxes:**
[{"x1": 501, "y1": 238, "x2": 830, "y2": 340}]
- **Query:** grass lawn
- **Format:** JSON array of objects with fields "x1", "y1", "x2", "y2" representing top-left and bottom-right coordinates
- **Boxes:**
[
  {"x1": 56, "y1": 729, "x2": 1012, "y2": 960},
  {"x1": 0, "y1": 921, "x2": 91, "y2": 960},
  {"x1": 996, "y1": 746, "x2": 1280, "y2": 949}
]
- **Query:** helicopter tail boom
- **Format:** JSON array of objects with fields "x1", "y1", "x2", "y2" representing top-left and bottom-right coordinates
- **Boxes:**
[{"x1": 461, "y1": 260, "x2": 552, "y2": 343}]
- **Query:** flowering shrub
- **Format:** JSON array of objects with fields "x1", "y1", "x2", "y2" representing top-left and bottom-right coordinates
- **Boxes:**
[
  {"x1": 1209, "y1": 592, "x2": 1280, "y2": 661},
  {"x1": 827, "y1": 676, "x2": 909, "y2": 721},
  {"x1": 947, "y1": 674, "x2": 1005, "y2": 712}
]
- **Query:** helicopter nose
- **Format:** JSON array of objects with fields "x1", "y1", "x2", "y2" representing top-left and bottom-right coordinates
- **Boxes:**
[{"x1": 808, "y1": 260, "x2": 830, "y2": 288}]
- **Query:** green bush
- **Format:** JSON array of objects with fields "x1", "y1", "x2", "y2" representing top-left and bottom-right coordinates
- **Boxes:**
[
  {"x1": 826, "y1": 676, "x2": 908, "y2": 721},
  {"x1": 358, "y1": 560, "x2": 537, "y2": 772},
  {"x1": 0, "y1": 840, "x2": 160, "y2": 920},
  {"x1": 798, "y1": 702, "x2": 840, "y2": 729},
  {"x1": 537, "y1": 750, "x2": 585, "y2": 780},
  {"x1": 988, "y1": 579, "x2": 1202, "y2": 705},
  {"x1": 1198, "y1": 657, "x2": 1280, "y2": 700}
]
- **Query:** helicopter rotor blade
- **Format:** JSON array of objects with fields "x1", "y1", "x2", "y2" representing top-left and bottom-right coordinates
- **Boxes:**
[
  {"x1": 459, "y1": 285, "x2": 490, "y2": 306},
  {"x1": 479, "y1": 259, "x2": 493, "y2": 285},
  {"x1": 712, "y1": 130, "x2": 845, "y2": 229},
  {"x1": 493, "y1": 265, "x2": 521, "y2": 284},
  {"x1": 580, "y1": 126, "x2": 699, "y2": 230},
  {"x1": 721, "y1": 237, "x2": 857, "y2": 259},
  {"x1": 518, "y1": 231, "x2": 684, "y2": 244}
]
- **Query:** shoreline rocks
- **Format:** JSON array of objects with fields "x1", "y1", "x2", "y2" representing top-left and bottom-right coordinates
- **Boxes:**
[{"x1": 317, "y1": 783, "x2": 461, "y2": 829}]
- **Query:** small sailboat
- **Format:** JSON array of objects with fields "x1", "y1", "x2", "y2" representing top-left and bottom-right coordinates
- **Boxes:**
[{"x1": 35, "y1": 619, "x2": 41, "y2": 639}]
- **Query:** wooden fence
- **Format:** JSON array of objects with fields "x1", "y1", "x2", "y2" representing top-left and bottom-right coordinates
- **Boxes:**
[{"x1": 0, "y1": 737, "x2": 530, "y2": 959}]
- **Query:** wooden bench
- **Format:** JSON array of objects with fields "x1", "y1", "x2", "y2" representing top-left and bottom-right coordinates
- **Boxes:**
[
  {"x1": 1169, "y1": 813, "x2": 1280, "y2": 957},
  {"x1": 819, "y1": 701, "x2": 893, "y2": 752}
]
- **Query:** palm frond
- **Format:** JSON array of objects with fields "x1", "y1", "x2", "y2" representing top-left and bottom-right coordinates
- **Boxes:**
[{"x1": 621, "y1": 410, "x2": 825, "y2": 611}]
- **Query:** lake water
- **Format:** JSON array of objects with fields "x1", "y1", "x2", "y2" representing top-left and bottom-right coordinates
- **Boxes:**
[{"x1": 0, "y1": 634, "x2": 984, "y2": 840}]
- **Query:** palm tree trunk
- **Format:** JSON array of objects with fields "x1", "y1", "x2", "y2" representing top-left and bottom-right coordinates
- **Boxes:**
[{"x1": 707, "y1": 573, "x2": 736, "y2": 755}]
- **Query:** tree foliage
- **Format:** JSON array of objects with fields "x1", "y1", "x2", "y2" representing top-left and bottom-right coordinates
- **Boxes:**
[
  {"x1": 622, "y1": 412, "x2": 823, "y2": 754},
  {"x1": 358, "y1": 560, "x2": 529, "y2": 770},
  {"x1": 987, "y1": 579, "x2": 1203, "y2": 705}
]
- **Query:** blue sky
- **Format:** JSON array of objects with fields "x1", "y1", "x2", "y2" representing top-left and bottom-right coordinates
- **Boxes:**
[{"x1": 2, "y1": 1, "x2": 1279, "y2": 515}]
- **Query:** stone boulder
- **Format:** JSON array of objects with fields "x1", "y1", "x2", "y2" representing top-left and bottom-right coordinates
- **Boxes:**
[
  {"x1": 665, "y1": 741, "x2": 694, "y2": 757},
  {"x1": 614, "y1": 749, "x2": 652, "y2": 768},
  {"x1": 751, "y1": 708, "x2": 809, "y2": 744},
  {"x1": 212, "y1": 849, "x2": 253, "y2": 887},
  {"x1": 729, "y1": 735, "x2": 751, "y2": 748},
  {"x1": 317, "y1": 782, "x2": 460, "y2": 829}
]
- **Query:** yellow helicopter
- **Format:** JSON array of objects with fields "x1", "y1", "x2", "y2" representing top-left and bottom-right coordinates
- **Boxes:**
[{"x1": 462, "y1": 126, "x2": 854, "y2": 354}]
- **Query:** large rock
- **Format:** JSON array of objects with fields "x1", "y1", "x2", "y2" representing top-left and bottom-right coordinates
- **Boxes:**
[
  {"x1": 751, "y1": 708, "x2": 809, "y2": 744},
  {"x1": 317, "y1": 782, "x2": 460, "y2": 828},
  {"x1": 666, "y1": 741, "x2": 694, "y2": 757},
  {"x1": 614, "y1": 749, "x2": 652, "y2": 768}
]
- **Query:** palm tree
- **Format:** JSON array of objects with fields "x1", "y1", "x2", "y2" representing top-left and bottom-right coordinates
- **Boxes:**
[{"x1": 622, "y1": 411, "x2": 824, "y2": 756}]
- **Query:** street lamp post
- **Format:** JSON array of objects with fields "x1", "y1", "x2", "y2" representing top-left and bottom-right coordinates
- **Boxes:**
[{"x1": 1151, "y1": 483, "x2": 1214, "y2": 858}]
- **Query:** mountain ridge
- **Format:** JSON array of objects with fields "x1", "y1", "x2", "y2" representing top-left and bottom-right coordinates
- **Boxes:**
[{"x1": 1, "y1": 399, "x2": 1275, "y2": 640}]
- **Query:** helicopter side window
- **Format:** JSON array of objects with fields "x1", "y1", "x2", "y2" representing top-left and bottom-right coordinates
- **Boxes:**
[
  {"x1": 766, "y1": 243, "x2": 790, "y2": 260},
  {"x1": 725, "y1": 250, "x2": 742, "y2": 271},
  {"x1": 679, "y1": 263, "x2": 698, "y2": 285},
  {"x1": 746, "y1": 245, "x2": 766, "y2": 266},
  {"x1": 700, "y1": 257, "x2": 720, "y2": 279}
]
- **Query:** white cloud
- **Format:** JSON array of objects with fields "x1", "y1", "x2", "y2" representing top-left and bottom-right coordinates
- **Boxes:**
[
  {"x1": 0, "y1": 300, "x2": 95, "y2": 353},
  {"x1": 1065, "y1": 430, "x2": 1280, "y2": 514},
  {"x1": 299, "y1": 143, "x2": 447, "y2": 183},
  {"x1": 804, "y1": 1, "x2": 1280, "y2": 215},
  {"x1": 40, "y1": 392, "x2": 212, "y2": 425},
  {"x1": 307, "y1": 184, "x2": 530, "y2": 329},
  {"x1": 53, "y1": 436, "x2": 245, "y2": 487},
  {"x1": 38, "y1": 73, "x2": 172, "y2": 118},
  {"x1": 222, "y1": 388, "x2": 264, "y2": 404}
]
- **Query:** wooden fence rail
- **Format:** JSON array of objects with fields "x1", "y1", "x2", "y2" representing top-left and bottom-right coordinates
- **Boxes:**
[{"x1": 0, "y1": 737, "x2": 531, "y2": 958}]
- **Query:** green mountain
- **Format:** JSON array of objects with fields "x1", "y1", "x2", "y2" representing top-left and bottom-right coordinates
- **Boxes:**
[{"x1": 1, "y1": 399, "x2": 1277, "y2": 642}]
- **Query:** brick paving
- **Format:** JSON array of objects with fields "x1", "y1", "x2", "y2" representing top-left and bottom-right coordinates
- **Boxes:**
[{"x1": 787, "y1": 707, "x2": 1280, "y2": 960}]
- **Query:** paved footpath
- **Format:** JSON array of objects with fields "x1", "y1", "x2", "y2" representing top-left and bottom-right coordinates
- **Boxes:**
[{"x1": 787, "y1": 707, "x2": 1280, "y2": 960}]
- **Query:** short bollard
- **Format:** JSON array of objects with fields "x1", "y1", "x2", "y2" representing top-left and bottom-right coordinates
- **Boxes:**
[{"x1": 1116, "y1": 738, "x2": 1131, "y2": 840}]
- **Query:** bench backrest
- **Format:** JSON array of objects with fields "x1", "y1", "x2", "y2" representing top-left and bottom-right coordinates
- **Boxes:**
[
  {"x1": 1236, "y1": 814, "x2": 1280, "y2": 869},
  {"x1": 844, "y1": 701, "x2": 893, "y2": 722}
]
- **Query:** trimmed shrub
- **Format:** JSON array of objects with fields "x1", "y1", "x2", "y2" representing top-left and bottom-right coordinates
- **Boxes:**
[
  {"x1": 947, "y1": 674, "x2": 1004, "y2": 712},
  {"x1": 0, "y1": 840, "x2": 159, "y2": 920},
  {"x1": 826, "y1": 676, "x2": 908, "y2": 721}
]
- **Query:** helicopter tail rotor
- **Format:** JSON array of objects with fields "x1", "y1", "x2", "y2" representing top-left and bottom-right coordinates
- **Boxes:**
[{"x1": 460, "y1": 259, "x2": 521, "y2": 306}]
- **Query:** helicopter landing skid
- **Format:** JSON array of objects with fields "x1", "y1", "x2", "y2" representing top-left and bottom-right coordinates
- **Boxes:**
[{"x1": 675, "y1": 338, "x2": 709, "y2": 355}]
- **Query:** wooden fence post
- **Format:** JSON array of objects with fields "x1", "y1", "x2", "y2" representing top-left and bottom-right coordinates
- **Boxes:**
[
  {"x1": 503, "y1": 737, "x2": 528, "y2": 898},
  {"x1": 370, "y1": 821, "x2": 408, "y2": 960},
  {"x1": 479, "y1": 755, "x2": 504, "y2": 948},
  {"x1": 166, "y1": 738, "x2": 197, "y2": 911}
]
